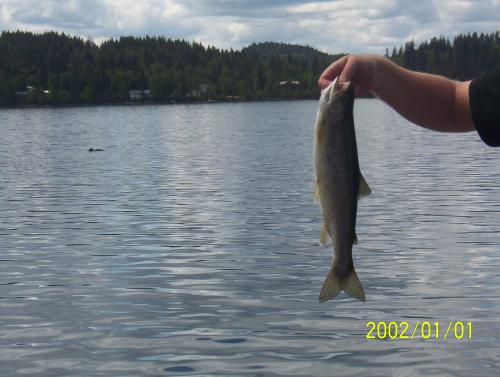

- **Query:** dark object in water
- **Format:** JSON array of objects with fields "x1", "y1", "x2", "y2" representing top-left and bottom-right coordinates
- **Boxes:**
[{"x1": 88, "y1": 148, "x2": 104, "y2": 152}]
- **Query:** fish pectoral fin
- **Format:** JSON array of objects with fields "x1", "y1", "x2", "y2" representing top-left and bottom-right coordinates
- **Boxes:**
[
  {"x1": 319, "y1": 267, "x2": 366, "y2": 302},
  {"x1": 319, "y1": 224, "x2": 329, "y2": 245},
  {"x1": 358, "y1": 172, "x2": 372, "y2": 200}
]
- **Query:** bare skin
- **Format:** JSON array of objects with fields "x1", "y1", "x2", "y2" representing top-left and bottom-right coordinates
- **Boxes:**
[{"x1": 318, "y1": 55, "x2": 475, "y2": 133}]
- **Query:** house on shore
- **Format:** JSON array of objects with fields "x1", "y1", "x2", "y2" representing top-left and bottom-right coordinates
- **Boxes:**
[
  {"x1": 129, "y1": 89, "x2": 152, "y2": 100},
  {"x1": 16, "y1": 86, "x2": 50, "y2": 96},
  {"x1": 279, "y1": 80, "x2": 301, "y2": 88},
  {"x1": 187, "y1": 84, "x2": 209, "y2": 98}
]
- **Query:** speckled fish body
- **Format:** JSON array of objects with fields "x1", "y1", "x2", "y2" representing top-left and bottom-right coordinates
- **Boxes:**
[{"x1": 313, "y1": 77, "x2": 371, "y2": 302}]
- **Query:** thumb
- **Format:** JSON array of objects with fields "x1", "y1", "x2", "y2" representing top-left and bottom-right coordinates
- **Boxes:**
[{"x1": 354, "y1": 83, "x2": 369, "y2": 97}]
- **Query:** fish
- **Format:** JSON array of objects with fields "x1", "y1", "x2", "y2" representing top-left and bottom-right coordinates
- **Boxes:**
[{"x1": 313, "y1": 77, "x2": 371, "y2": 302}]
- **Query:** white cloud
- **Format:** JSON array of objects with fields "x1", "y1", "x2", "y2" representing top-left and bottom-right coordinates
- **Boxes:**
[
  {"x1": 0, "y1": 0, "x2": 499, "y2": 54},
  {"x1": 287, "y1": 1, "x2": 348, "y2": 14}
]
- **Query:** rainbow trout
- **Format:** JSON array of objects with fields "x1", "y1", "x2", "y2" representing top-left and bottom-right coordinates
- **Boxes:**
[{"x1": 313, "y1": 77, "x2": 371, "y2": 302}]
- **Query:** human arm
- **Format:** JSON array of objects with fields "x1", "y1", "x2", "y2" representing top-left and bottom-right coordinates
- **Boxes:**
[{"x1": 318, "y1": 55, "x2": 475, "y2": 133}]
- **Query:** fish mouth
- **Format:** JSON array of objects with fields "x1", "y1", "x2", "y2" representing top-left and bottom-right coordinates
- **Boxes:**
[
  {"x1": 321, "y1": 77, "x2": 352, "y2": 104},
  {"x1": 321, "y1": 78, "x2": 336, "y2": 101},
  {"x1": 328, "y1": 77, "x2": 338, "y2": 98},
  {"x1": 333, "y1": 78, "x2": 351, "y2": 92},
  {"x1": 322, "y1": 76, "x2": 351, "y2": 103}
]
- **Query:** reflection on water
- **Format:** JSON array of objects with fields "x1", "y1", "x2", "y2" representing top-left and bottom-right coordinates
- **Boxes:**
[{"x1": 0, "y1": 101, "x2": 499, "y2": 376}]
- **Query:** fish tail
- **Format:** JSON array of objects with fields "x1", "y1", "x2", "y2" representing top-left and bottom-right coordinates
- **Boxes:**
[
  {"x1": 319, "y1": 267, "x2": 366, "y2": 302},
  {"x1": 342, "y1": 268, "x2": 366, "y2": 302}
]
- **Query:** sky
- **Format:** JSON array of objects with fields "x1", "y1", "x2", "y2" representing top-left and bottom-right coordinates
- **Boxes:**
[{"x1": 0, "y1": 0, "x2": 499, "y2": 54}]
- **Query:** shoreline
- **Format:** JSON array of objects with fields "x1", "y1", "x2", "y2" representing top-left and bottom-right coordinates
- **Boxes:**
[{"x1": 0, "y1": 95, "x2": 377, "y2": 109}]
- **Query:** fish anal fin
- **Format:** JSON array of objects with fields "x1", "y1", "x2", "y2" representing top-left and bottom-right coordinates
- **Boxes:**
[
  {"x1": 358, "y1": 172, "x2": 372, "y2": 200},
  {"x1": 320, "y1": 224, "x2": 329, "y2": 245},
  {"x1": 314, "y1": 182, "x2": 320, "y2": 202}
]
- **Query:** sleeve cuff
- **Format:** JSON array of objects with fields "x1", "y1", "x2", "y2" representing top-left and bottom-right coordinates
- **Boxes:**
[{"x1": 469, "y1": 72, "x2": 500, "y2": 147}]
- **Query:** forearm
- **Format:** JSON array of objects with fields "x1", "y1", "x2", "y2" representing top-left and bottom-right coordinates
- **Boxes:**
[{"x1": 372, "y1": 57, "x2": 475, "y2": 132}]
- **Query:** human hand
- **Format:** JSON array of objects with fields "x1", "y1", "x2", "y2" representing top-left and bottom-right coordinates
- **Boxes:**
[{"x1": 318, "y1": 55, "x2": 380, "y2": 96}]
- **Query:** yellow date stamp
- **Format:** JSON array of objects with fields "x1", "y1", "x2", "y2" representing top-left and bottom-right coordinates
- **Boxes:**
[{"x1": 365, "y1": 321, "x2": 473, "y2": 340}]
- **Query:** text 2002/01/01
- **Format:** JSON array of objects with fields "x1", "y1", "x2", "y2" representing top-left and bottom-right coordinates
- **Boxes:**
[{"x1": 366, "y1": 321, "x2": 473, "y2": 340}]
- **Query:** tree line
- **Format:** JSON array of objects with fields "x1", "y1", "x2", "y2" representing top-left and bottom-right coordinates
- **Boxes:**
[
  {"x1": 388, "y1": 31, "x2": 500, "y2": 80},
  {"x1": 0, "y1": 30, "x2": 499, "y2": 106},
  {"x1": 0, "y1": 31, "x2": 338, "y2": 106}
]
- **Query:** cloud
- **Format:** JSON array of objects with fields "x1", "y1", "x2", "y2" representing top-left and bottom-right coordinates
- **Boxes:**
[
  {"x1": 0, "y1": 0, "x2": 194, "y2": 40},
  {"x1": 98, "y1": 0, "x2": 191, "y2": 37},
  {"x1": 0, "y1": 0, "x2": 499, "y2": 54},
  {"x1": 189, "y1": 0, "x2": 316, "y2": 18},
  {"x1": 436, "y1": 0, "x2": 500, "y2": 23},
  {"x1": 1, "y1": 0, "x2": 106, "y2": 29}
]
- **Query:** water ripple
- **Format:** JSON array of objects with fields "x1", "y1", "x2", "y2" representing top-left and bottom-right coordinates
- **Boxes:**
[{"x1": 0, "y1": 102, "x2": 499, "y2": 376}]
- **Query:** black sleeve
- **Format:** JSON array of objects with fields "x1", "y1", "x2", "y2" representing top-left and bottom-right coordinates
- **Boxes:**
[{"x1": 469, "y1": 66, "x2": 500, "y2": 147}]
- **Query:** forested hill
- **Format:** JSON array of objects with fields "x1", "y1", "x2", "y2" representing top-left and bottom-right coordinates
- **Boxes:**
[
  {"x1": 242, "y1": 42, "x2": 335, "y2": 61},
  {"x1": 0, "y1": 31, "x2": 337, "y2": 106},
  {"x1": 0, "y1": 30, "x2": 499, "y2": 106}
]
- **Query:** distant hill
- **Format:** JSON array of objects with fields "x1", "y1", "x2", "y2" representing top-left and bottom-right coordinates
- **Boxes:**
[{"x1": 242, "y1": 41, "x2": 341, "y2": 61}]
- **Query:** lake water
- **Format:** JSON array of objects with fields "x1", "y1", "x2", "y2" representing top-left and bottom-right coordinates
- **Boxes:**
[{"x1": 1, "y1": 100, "x2": 499, "y2": 376}]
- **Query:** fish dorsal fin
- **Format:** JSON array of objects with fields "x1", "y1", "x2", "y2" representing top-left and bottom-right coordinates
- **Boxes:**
[{"x1": 358, "y1": 172, "x2": 372, "y2": 200}]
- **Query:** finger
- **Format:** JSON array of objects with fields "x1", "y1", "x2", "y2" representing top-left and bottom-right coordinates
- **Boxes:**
[
  {"x1": 338, "y1": 57, "x2": 358, "y2": 83},
  {"x1": 355, "y1": 84, "x2": 368, "y2": 97},
  {"x1": 317, "y1": 77, "x2": 331, "y2": 90},
  {"x1": 318, "y1": 55, "x2": 348, "y2": 89}
]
